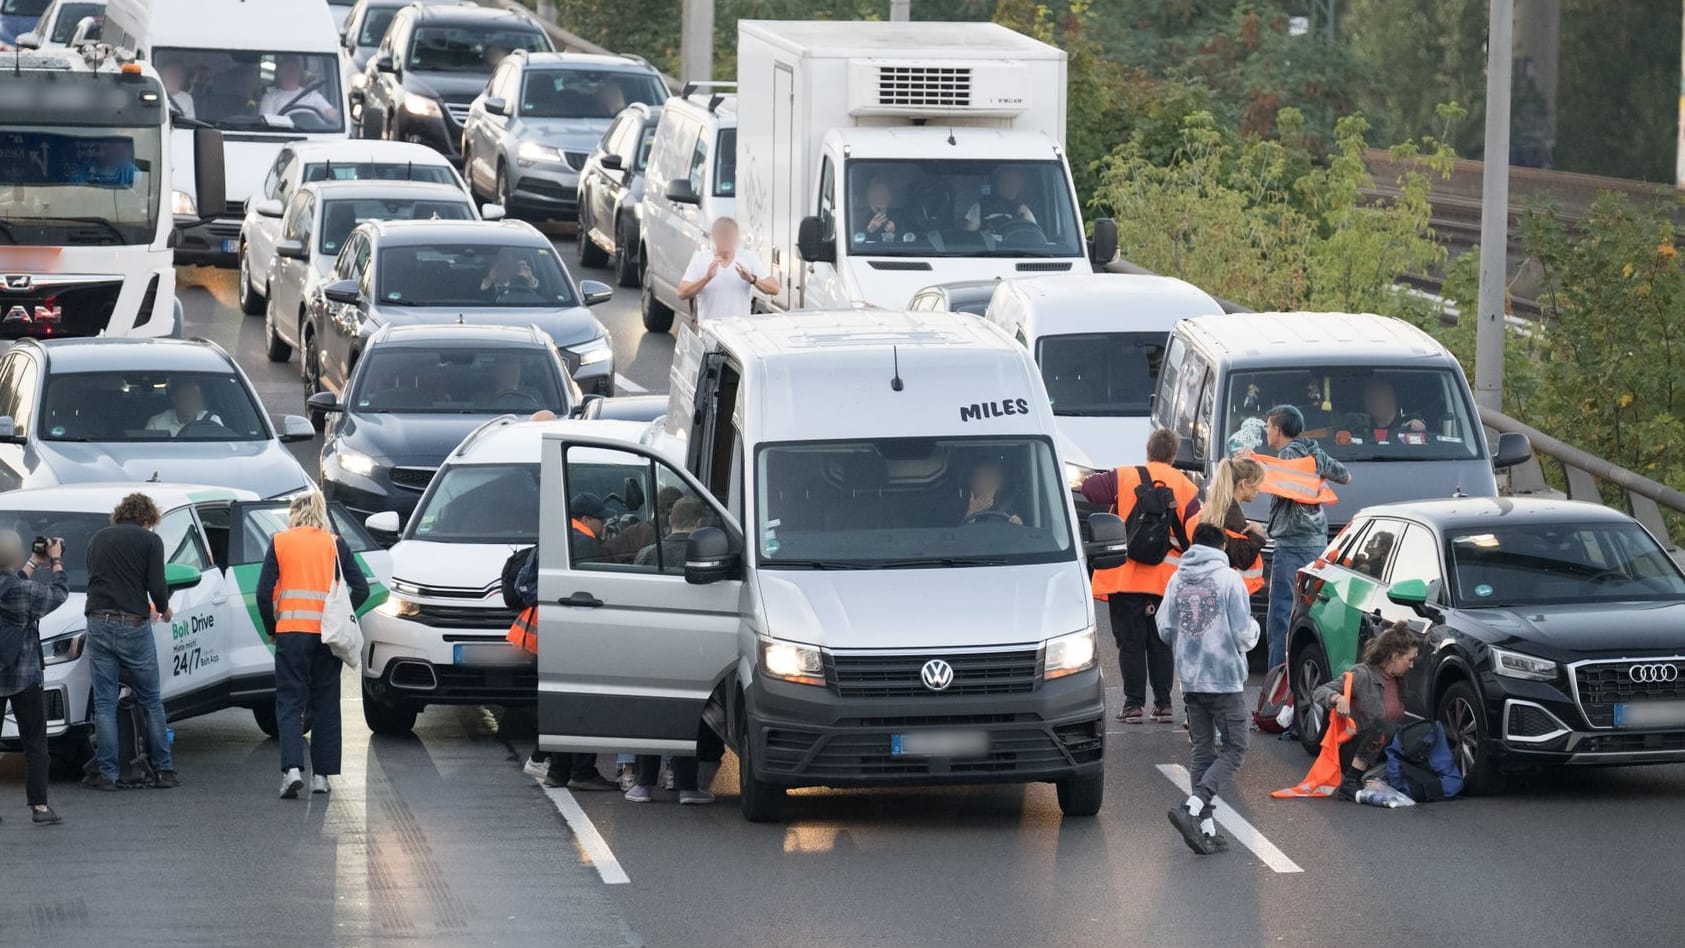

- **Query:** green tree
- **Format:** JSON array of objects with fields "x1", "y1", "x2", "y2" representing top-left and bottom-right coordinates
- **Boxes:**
[{"x1": 1555, "y1": 0, "x2": 1682, "y2": 182}]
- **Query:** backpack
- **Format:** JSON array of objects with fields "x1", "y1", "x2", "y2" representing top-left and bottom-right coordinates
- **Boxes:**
[
  {"x1": 1253, "y1": 662, "x2": 1294, "y2": 733},
  {"x1": 115, "y1": 685, "x2": 159, "y2": 787},
  {"x1": 1123, "y1": 466, "x2": 1186, "y2": 566},
  {"x1": 501, "y1": 546, "x2": 537, "y2": 610},
  {"x1": 1386, "y1": 720, "x2": 1463, "y2": 801}
]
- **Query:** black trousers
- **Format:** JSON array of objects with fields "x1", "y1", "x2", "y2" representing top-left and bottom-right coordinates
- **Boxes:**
[
  {"x1": 0, "y1": 684, "x2": 49, "y2": 807},
  {"x1": 274, "y1": 632, "x2": 342, "y2": 775},
  {"x1": 545, "y1": 752, "x2": 601, "y2": 781},
  {"x1": 1108, "y1": 593, "x2": 1174, "y2": 709},
  {"x1": 635, "y1": 754, "x2": 699, "y2": 791}
]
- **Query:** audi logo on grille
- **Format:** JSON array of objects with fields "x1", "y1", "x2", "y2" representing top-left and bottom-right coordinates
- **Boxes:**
[
  {"x1": 1628, "y1": 664, "x2": 1680, "y2": 683},
  {"x1": 920, "y1": 659, "x2": 955, "y2": 692}
]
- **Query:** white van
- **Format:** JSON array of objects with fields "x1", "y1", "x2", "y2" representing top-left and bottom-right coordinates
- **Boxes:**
[
  {"x1": 636, "y1": 83, "x2": 736, "y2": 333},
  {"x1": 104, "y1": 0, "x2": 350, "y2": 267},
  {"x1": 984, "y1": 274, "x2": 1222, "y2": 480},
  {"x1": 534, "y1": 310, "x2": 1121, "y2": 821}
]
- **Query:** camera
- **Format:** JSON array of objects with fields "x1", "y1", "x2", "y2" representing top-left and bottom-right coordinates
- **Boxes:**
[{"x1": 32, "y1": 536, "x2": 49, "y2": 557}]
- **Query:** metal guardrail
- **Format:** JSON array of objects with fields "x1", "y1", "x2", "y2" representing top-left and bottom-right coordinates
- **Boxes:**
[{"x1": 482, "y1": 0, "x2": 681, "y2": 91}]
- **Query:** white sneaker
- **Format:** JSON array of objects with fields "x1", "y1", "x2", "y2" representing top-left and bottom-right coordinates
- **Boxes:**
[
  {"x1": 311, "y1": 775, "x2": 331, "y2": 795},
  {"x1": 522, "y1": 758, "x2": 548, "y2": 780},
  {"x1": 616, "y1": 763, "x2": 637, "y2": 791},
  {"x1": 678, "y1": 789, "x2": 716, "y2": 806},
  {"x1": 280, "y1": 767, "x2": 304, "y2": 799}
]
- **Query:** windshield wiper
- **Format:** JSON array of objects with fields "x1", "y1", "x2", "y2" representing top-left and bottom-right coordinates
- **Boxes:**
[
  {"x1": 27, "y1": 216, "x2": 128, "y2": 243},
  {"x1": 876, "y1": 557, "x2": 1009, "y2": 569},
  {"x1": 771, "y1": 559, "x2": 877, "y2": 570}
]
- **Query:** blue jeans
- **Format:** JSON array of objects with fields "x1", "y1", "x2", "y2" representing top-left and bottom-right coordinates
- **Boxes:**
[
  {"x1": 88, "y1": 615, "x2": 173, "y2": 780},
  {"x1": 1266, "y1": 546, "x2": 1321, "y2": 669}
]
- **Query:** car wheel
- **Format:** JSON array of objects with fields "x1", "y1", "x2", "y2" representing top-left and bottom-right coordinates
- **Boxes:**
[
  {"x1": 578, "y1": 201, "x2": 608, "y2": 268},
  {"x1": 496, "y1": 164, "x2": 515, "y2": 219},
  {"x1": 1291, "y1": 638, "x2": 1330, "y2": 756},
  {"x1": 251, "y1": 703, "x2": 278, "y2": 738},
  {"x1": 737, "y1": 723, "x2": 784, "y2": 823},
  {"x1": 613, "y1": 217, "x2": 639, "y2": 288},
  {"x1": 265, "y1": 309, "x2": 293, "y2": 363},
  {"x1": 1055, "y1": 771, "x2": 1105, "y2": 817},
  {"x1": 640, "y1": 267, "x2": 674, "y2": 334},
  {"x1": 1437, "y1": 680, "x2": 1505, "y2": 795},
  {"x1": 238, "y1": 243, "x2": 266, "y2": 316},
  {"x1": 362, "y1": 680, "x2": 419, "y2": 735},
  {"x1": 304, "y1": 333, "x2": 326, "y2": 432}
]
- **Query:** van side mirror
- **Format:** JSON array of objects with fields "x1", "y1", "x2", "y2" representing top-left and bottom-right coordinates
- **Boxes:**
[
  {"x1": 323, "y1": 280, "x2": 362, "y2": 305},
  {"x1": 0, "y1": 416, "x2": 22, "y2": 445},
  {"x1": 1387, "y1": 578, "x2": 1443, "y2": 621},
  {"x1": 373, "y1": 53, "x2": 396, "y2": 74},
  {"x1": 484, "y1": 97, "x2": 509, "y2": 117},
  {"x1": 797, "y1": 216, "x2": 834, "y2": 264},
  {"x1": 15, "y1": 31, "x2": 39, "y2": 49},
  {"x1": 256, "y1": 199, "x2": 284, "y2": 219},
  {"x1": 164, "y1": 562, "x2": 202, "y2": 591},
  {"x1": 684, "y1": 527, "x2": 740, "y2": 585},
  {"x1": 1088, "y1": 217, "x2": 1118, "y2": 265},
  {"x1": 600, "y1": 153, "x2": 623, "y2": 171},
  {"x1": 1172, "y1": 436, "x2": 1201, "y2": 472},
  {"x1": 1084, "y1": 513, "x2": 1129, "y2": 570},
  {"x1": 665, "y1": 178, "x2": 699, "y2": 205},
  {"x1": 276, "y1": 239, "x2": 308, "y2": 261},
  {"x1": 193, "y1": 127, "x2": 227, "y2": 221},
  {"x1": 1492, "y1": 431, "x2": 1532, "y2": 470}
]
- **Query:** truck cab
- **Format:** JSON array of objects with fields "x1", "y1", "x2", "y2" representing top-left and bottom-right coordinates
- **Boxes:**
[{"x1": 534, "y1": 310, "x2": 1118, "y2": 821}]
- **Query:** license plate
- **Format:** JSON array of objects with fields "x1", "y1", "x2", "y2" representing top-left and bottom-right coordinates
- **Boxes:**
[
  {"x1": 891, "y1": 730, "x2": 990, "y2": 758},
  {"x1": 221, "y1": 239, "x2": 240, "y2": 253},
  {"x1": 1613, "y1": 701, "x2": 1685, "y2": 728},
  {"x1": 453, "y1": 643, "x2": 528, "y2": 666}
]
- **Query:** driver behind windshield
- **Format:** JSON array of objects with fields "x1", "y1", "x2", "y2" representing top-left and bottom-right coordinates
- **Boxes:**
[
  {"x1": 480, "y1": 249, "x2": 539, "y2": 298},
  {"x1": 1349, "y1": 378, "x2": 1427, "y2": 444},
  {"x1": 959, "y1": 459, "x2": 1021, "y2": 525},
  {"x1": 475, "y1": 356, "x2": 532, "y2": 406},
  {"x1": 856, "y1": 175, "x2": 909, "y2": 245},
  {"x1": 259, "y1": 56, "x2": 338, "y2": 124},
  {"x1": 963, "y1": 166, "x2": 1037, "y2": 232},
  {"x1": 145, "y1": 380, "x2": 222, "y2": 436}
]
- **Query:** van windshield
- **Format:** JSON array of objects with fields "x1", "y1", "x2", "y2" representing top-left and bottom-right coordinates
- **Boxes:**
[
  {"x1": 410, "y1": 463, "x2": 539, "y2": 543},
  {"x1": 1221, "y1": 368, "x2": 1481, "y2": 462},
  {"x1": 154, "y1": 48, "x2": 343, "y2": 133},
  {"x1": 756, "y1": 437, "x2": 1074, "y2": 569},
  {"x1": 1038, "y1": 332, "x2": 1165, "y2": 417},
  {"x1": 844, "y1": 159, "x2": 1082, "y2": 259}
]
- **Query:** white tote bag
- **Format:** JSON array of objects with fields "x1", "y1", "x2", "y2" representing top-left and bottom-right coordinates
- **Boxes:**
[{"x1": 320, "y1": 546, "x2": 362, "y2": 669}]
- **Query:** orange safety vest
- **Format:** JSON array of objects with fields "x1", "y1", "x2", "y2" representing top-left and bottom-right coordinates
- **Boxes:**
[
  {"x1": 506, "y1": 605, "x2": 538, "y2": 654},
  {"x1": 1090, "y1": 462, "x2": 1200, "y2": 599},
  {"x1": 1254, "y1": 453, "x2": 1339, "y2": 506},
  {"x1": 271, "y1": 527, "x2": 337, "y2": 635},
  {"x1": 572, "y1": 518, "x2": 596, "y2": 539},
  {"x1": 1272, "y1": 671, "x2": 1358, "y2": 798},
  {"x1": 1225, "y1": 527, "x2": 1266, "y2": 595}
]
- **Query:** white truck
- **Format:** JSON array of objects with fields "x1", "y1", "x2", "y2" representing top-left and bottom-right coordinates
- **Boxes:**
[
  {"x1": 0, "y1": 44, "x2": 222, "y2": 337},
  {"x1": 736, "y1": 20, "x2": 1116, "y2": 312}
]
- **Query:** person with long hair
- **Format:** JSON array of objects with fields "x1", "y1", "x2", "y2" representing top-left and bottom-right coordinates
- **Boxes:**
[
  {"x1": 1202, "y1": 457, "x2": 1267, "y2": 590},
  {"x1": 256, "y1": 491, "x2": 368, "y2": 799},
  {"x1": 1316, "y1": 621, "x2": 1419, "y2": 798}
]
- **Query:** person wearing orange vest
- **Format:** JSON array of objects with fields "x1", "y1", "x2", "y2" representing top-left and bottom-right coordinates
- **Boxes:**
[
  {"x1": 1261, "y1": 405, "x2": 1351, "y2": 672},
  {"x1": 256, "y1": 491, "x2": 368, "y2": 799},
  {"x1": 1080, "y1": 428, "x2": 1201, "y2": 725},
  {"x1": 1196, "y1": 457, "x2": 1267, "y2": 596}
]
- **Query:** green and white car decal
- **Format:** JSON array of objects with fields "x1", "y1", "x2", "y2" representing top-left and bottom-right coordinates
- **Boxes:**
[{"x1": 231, "y1": 555, "x2": 390, "y2": 651}]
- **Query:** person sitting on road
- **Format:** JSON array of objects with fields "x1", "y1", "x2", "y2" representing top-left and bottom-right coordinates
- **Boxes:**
[
  {"x1": 481, "y1": 249, "x2": 540, "y2": 299},
  {"x1": 145, "y1": 380, "x2": 223, "y2": 436},
  {"x1": 634, "y1": 495, "x2": 702, "y2": 571},
  {"x1": 258, "y1": 55, "x2": 338, "y2": 124},
  {"x1": 1315, "y1": 621, "x2": 1419, "y2": 799},
  {"x1": 958, "y1": 458, "x2": 1021, "y2": 525},
  {"x1": 963, "y1": 166, "x2": 1038, "y2": 232}
]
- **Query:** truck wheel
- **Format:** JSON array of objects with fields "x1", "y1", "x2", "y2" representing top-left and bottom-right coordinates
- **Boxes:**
[
  {"x1": 1438, "y1": 680, "x2": 1504, "y2": 795},
  {"x1": 640, "y1": 276, "x2": 674, "y2": 334},
  {"x1": 1291, "y1": 640, "x2": 1330, "y2": 757},
  {"x1": 362, "y1": 681, "x2": 418, "y2": 736},
  {"x1": 613, "y1": 218, "x2": 639, "y2": 288},
  {"x1": 252, "y1": 703, "x2": 278, "y2": 737},
  {"x1": 238, "y1": 243, "x2": 266, "y2": 316},
  {"x1": 737, "y1": 728, "x2": 784, "y2": 822},
  {"x1": 1055, "y1": 771, "x2": 1104, "y2": 817}
]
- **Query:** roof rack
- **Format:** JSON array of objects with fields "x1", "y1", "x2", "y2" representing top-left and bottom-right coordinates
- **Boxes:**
[{"x1": 454, "y1": 414, "x2": 523, "y2": 457}]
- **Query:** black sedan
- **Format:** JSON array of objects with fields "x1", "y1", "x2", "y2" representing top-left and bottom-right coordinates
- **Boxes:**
[
  {"x1": 1290, "y1": 497, "x2": 1685, "y2": 793},
  {"x1": 576, "y1": 102, "x2": 661, "y2": 287}
]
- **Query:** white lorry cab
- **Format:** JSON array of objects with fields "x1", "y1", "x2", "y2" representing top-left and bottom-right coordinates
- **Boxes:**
[
  {"x1": 103, "y1": 0, "x2": 349, "y2": 268},
  {"x1": 535, "y1": 310, "x2": 1124, "y2": 821},
  {"x1": 736, "y1": 21, "x2": 1117, "y2": 313},
  {"x1": 0, "y1": 44, "x2": 223, "y2": 338}
]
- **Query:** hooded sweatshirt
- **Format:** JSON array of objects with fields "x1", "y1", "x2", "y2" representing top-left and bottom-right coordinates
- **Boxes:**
[
  {"x1": 1155, "y1": 544, "x2": 1260, "y2": 694},
  {"x1": 1267, "y1": 436, "x2": 1352, "y2": 549}
]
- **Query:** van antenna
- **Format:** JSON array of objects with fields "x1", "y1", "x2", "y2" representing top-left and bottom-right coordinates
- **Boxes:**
[{"x1": 890, "y1": 346, "x2": 903, "y2": 392}]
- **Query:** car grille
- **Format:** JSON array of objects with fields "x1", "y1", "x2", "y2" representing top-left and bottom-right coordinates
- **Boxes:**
[
  {"x1": 432, "y1": 664, "x2": 538, "y2": 699},
  {"x1": 759, "y1": 720, "x2": 1100, "y2": 778},
  {"x1": 1575, "y1": 659, "x2": 1685, "y2": 728},
  {"x1": 824, "y1": 648, "x2": 1041, "y2": 698},
  {"x1": 412, "y1": 604, "x2": 515, "y2": 629},
  {"x1": 1575, "y1": 732, "x2": 1685, "y2": 754},
  {"x1": 225, "y1": 200, "x2": 247, "y2": 217},
  {"x1": 388, "y1": 466, "x2": 436, "y2": 491},
  {"x1": 1506, "y1": 703, "x2": 1562, "y2": 738},
  {"x1": 563, "y1": 150, "x2": 589, "y2": 171},
  {"x1": 442, "y1": 99, "x2": 473, "y2": 127}
]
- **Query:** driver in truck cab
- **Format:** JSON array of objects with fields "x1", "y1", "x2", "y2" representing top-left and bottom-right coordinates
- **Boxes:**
[
  {"x1": 145, "y1": 380, "x2": 222, "y2": 436},
  {"x1": 964, "y1": 166, "x2": 1037, "y2": 231},
  {"x1": 258, "y1": 56, "x2": 338, "y2": 124}
]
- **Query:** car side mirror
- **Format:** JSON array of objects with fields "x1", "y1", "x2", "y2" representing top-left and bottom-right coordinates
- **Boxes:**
[
  {"x1": 1387, "y1": 577, "x2": 1442, "y2": 621},
  {"x1": 600, "y1": 153, "x2": 623, "y2": 171},
  {"x1": 1172, "y1": 436, "x2": 1201, "y2": 472},
  {"x1": 276, "y1": 238, "x2": 308, "y2": 261},
  {"x1": 796, "y1": 215, "x2": 834, "y2": 264},
  {"x1": 365, "y1": 510, "x2": 402, "y2": 537},
  {"x1": 1084, "y1": 513, "x2": 1129, "y2": 571},
  {"x1": 323, "y1": 279, "x2": 362, "y2": 305},
  {"x1": 665, "y1": 178, "x2": 699, "y2": 205},
  {"x1": 1088, "y1": 217, "x2": 1118, "y2": 265},
  {"x1": 256, "y1": 199, "x2": 284, "y2": 219},
  {"x1": 164, "y1": 562, "x2": 202, "y2": 591},
  {"x1": 572, "y1": 392, "x2": 604, "y2": 418},
  {"x1": 373, "y1": 53, "x2": 395, "y2": 74},
  {"x1": 480, "y1": 203, "x2": 506, "y2": 221},
  {"x1": 278, "y1": 415, "x2": 315, "y2": 442},
  {"x1": 484, "y1": 96, "x2": 509, "y2": 117},
  {"x1": 579, "y1": 280, "x2": 613, "y2": 306},
  {"x1": 1492, "y1": 431, "x2": 1532, "y2": 470},
  {"x1": 0, "y1": 416, "x2": 22, "y2": 445},
  {"x1": 306, "y1": 392, "x2": 341, "y2": 414},
  {"x1": 15, "y1": 31, "x2": 39, "y2": 49},
  {"x1": 193, "y1": 127, "x2": 226, "y2": 222},
  {"x1": 685, "y1": 527, "x2": 740, "y2": 585}
]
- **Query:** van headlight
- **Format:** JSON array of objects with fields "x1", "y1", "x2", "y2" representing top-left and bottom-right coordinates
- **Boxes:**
[
  {"x1": 1492, "y1": 646, "x2": 1556, "y2": 681},
  {"x1": 565, "y1": 335, "x2": 613, "y2": 367},
  {"x1": 760, "y1": 637, "x2": 825, "y2": 687},
  {"x1": 43, "y1": 630, "x2": 86, "y2": 666},
  {"x1": 171, "y1": 189, "x2": 198, "y2": 216},
  {"x1": 1065, "y1": 462, "x2": 1099, "y2": 493},
  {"x1": 1043, "y1": 627, "x2": 1096, "y2": 680},
  {"x1": 377, "y1": 593, "x2": 420, "y2": 619}
]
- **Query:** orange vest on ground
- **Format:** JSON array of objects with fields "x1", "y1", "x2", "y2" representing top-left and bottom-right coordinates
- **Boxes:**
[
  {"x1": 1272, "y1": 671, "x2": 1357, "y2": 798},
  {"x1": 1254, "y1": 453, "x2": 1339, "y2": 506},
  {"x1": 1090, "y1": 462, "x2": 1200, "y2": 599},
  {"x1": 506, "y1": 605, "x2": 538, "y2": 654},
  {"x1": 272, "y1": 527, "x2": 337, "y2": 635}
]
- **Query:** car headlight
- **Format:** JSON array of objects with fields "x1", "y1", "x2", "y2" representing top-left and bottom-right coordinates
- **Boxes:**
[
  {"x1": 760, "y1": 637, "x2": 825, "y2": 687},
  {"x1": 336, "y1": 446, "x2": 378, "y2": 478},
  {"x1": 566, "y1": 335, "x2": 613, "y2": 367},
  {"x1": 1065, "y1": 462, "x2": 1100, "y2": 493},
  {"x1": 43, "y1": 630, "x2": 86, "y2": 666},
  {"x1": 1043, "y1": 626, "x2": 1097, "y2": 680},
  {"x1": 517, "y1": 141, "x2": 562, "y2": 166},
  {"x1": 1491, "y1": 646, "x2": 1556, "y2": 681},
  {"x1": 403, "y1": 91, "x2": 441, "y2": 118},
  {"x1": 376, "y1": 593, "x2": 420, "y2": 619},
  {"x1": 171, "y1": 189, "x2": 197, "y2": 216}
]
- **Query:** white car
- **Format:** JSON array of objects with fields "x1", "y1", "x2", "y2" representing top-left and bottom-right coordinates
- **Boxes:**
[
  {"x1": 239, "y1": 139, "x2": 481, "y2": 316},
  {"x1": 637, "y1": 85, "x2": 736, "y2": 333},
  {"x1": 263, "y1": 179, "x2": 484, "y2": 366},
  {"x1": 17, "y1": 0, "x2": 104, "y2": 48},
  {"x1": 0, "y1": 484, "x2": 392, "y2": 771}
]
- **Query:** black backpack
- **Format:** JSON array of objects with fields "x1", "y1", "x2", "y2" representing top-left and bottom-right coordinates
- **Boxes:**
[
  {"x1": 501, "y1": 546, "x2": 537, "y2": 610},
  {"x1": 1123, "y1": 466, "x2": 1186, "y2": 566},
  {"x1": 115, "y1": 685, "x2": 158, "y2": 787}
]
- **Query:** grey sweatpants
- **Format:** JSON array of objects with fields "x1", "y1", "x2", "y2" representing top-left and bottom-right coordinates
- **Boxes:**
[{"x1": 1185, "y1": 691, "x2": 1251, "y2": 816}]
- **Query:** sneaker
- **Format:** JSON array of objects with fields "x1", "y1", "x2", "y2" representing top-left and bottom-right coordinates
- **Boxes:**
[
  {"x1": 1206, "y1": 829, "x2": 1230, "y2": 851},
  {"x1": 152, "y1": 770, "x2": 179, "y2": 789},
  {"x1": 32, "y1": 806, "x2": 63, "y2": 825},
  {"x1": 280, "y1": 767, "x2": 304, "y2": 799},
  {"x1": 311, "y1": 775, "x2": 331, "y2": 795},
  {"x1": 84, "y1": 775, "x2": 117, "y2": 792},
  {"x1": 541, "y1": 771, "x2": 568, "y2": 788},
  {"x1": 568, "y1": 773, "x2": 620, "y2": 792},
  {"x1": 616, "y1": 763, "x2": 637, "y2": 791},
  {"x1": 1151, "y1": 705, "x2": 1174, "y2": 724},
  {"x1": 1116, "y1": 705, "x2": 1144, "y2": 725},
  {"x1": 523, "y1": 758, "x2": 549, "y2": 780},
  {"x1": 623, "y1": 785, "x2": 653, "y2": 803},
  {"x1": 1336, "y1": 775, "x2": 1362, "y2": 801},
  {"x1": 678, "y1": 789, "x2": 716, "y2": 806},
  {"x1": 661, "y1": 765, "x2": 675, "y2": 791},
  {"x1": 1167, "y1": 806, "x2": 1215, "y2": 855}
]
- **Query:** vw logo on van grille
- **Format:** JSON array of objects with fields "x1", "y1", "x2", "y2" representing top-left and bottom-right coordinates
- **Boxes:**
[
  {"x1": 1628, "y1": 663, "x2": 1680, "y2": 684},
  {"x1": 920, "y1": 659, "x2": 955, "y2": 692}
]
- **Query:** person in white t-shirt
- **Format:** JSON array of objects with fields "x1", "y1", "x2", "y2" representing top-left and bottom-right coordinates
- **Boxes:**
[
  {"x1": 258, "y1": 57, "x2": 338, "y2": 125},
  {"x1": 677, "y1": 217, "x2": 779, "y2": 323},
  {"x1": 145, "y1": 380, "x2": 223, "y2": 436}
]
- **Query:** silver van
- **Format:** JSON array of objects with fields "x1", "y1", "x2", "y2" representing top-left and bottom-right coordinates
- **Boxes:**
[{"x1": 635, "y1": 83, "x2": 736, "y2": 333}]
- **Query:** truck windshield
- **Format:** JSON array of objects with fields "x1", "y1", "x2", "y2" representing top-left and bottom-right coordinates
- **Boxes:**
[
  {"x1": 1221, "y1": 367, "x2": 1481, "y2": 462},
  {"x1": 410, "y1": 463, "x2": 540, "y2": 543},
  {"x1": 0, "y1": 0, "x2": 50, "y2": 45},
  {"x1": 1038, "y1": 332, "x2": 1165, "y2": 417},
  {"x1": 154, "y1": 48, "x2": 343, "y2": 133},
  {"x1": 0, "y1": 126, "x2": 163, "y2": 245},
  {"x1": 349, "y1": 347, "x2": 564, "y2": 415},
  {"x1": 845, "y1": 159, "x2": 1082, "y2": 259},
  {"x1": 756, "y1": 436, "x2": 1074, "y2": 569}
]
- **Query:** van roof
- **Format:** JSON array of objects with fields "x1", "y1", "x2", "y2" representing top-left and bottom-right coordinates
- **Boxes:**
[
  {"x1": 1175, "y1": 312, "x2": 1452, "y2": 366},
  {"x1": 707, "y1": 309, "x2": 1017, "y2": 362},
  {"x1": 999, "y1": 274, "x2": 1223, "y2": 335},
  {"x1": 108, "y1": 0, "x2": 340, "y2": 52},
  {"x1": 739, "y1": 20, "x2": 1063, "y2": 60}
]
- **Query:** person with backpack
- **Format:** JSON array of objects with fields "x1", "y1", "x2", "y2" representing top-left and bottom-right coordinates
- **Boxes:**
[
  {"x1": 1157, "y1": 523, "x2": 1259, "y2": 854},
  {"x1": 1081, "y1": 428, "x2": 1201, "y2": 724},
  {"x1": 1313, "y1": 621, "x2": 1418, "y2": 798},
  {"x1": 0, "y1": 530, "x2": 70, "y2": 823},
  {"x1": 1259, "y1": 405, "x2": 1351, "y2": 670}
]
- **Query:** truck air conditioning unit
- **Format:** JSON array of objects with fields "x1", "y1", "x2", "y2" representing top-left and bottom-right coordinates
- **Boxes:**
[{"x1": 846, "y1": 59, "x2": 1030, "y2": 119}]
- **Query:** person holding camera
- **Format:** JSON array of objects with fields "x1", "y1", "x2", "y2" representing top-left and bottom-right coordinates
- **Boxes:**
[
  {"x1": 84, "y1": 493, "x2": 177, "y2": 791},
  {"x1": 0, "y1": 531, "x2": 70, "y2": 823}
]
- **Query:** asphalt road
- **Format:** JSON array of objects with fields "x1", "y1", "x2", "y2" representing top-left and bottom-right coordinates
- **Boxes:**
[{"x1": 4, "y1": 245, "x2": 1685, "y2": 947}]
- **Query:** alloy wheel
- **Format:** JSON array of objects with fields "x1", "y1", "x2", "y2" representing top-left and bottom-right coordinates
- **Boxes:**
[{"x1": 1446, "y1": 695, "x2": 1479, "y2": 776}]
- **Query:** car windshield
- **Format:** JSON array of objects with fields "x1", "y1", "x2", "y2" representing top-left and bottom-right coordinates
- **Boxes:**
[
  {"x1": 0, "y1": 124, "x2": 162, "y2": 245},
  {"x1": 317, "y1": 196, "x2": 473, "y2": 257},
  {"x1": 1448, "y1": 521, "x2": 1685, "y2": 607},
  {"x1": 49, "y1": 2, "x2": 102, "y2": 42},
  {"x1": 40, "y1": 370, "x2": 268, "y2": 442},
  {"x1": 844, "y1": 158, "x2": 1082, "y2": 259},
  {"x1": 0, "y1": 510, "x2": 110, "y2": 591},
  {"x1": 410, "y1": 462, "x2": 539, "y2": 543},
  {"x1": 302, "y1": 161, "x2": 460, "y2": 187},
  {"x1": 1039, "y1": 332, "x2": 1165, "y2": 417},
  {"x1": 358, "y1": 7, "x2": 398, "y2": 47},
  {"x1": 633, "y1": 123, "x2": 656, "y2": 171},
  {"x1": 375, "y1": 242, "x2": 578, "y2": 308},
  {"x1": 154, "y1": 48, "x2": 343, "y2": 133},
  {"x1": 349, "y1": 347, "x2": 565, "y2": 414},
  {"x1": 1222, "y1": 367, "x2": 1481, "y2": 462},
  {"x1": 713, "y1": 127, "x2": 735, "y2": 196},
  {"x1": 407, "y1": 26, "x2": 549, "y2": 74},
  {"x1": 517, "y1": 69, "x2": 665, "y2": 119},
  {"x1": 756, "y1": 436, "x2": 1074, "y2": 569}
]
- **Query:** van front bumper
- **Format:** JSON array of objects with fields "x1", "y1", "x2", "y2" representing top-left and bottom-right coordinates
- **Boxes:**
[{"x1": 744, "y1": 667, "x2": 1105, "y2": 788}]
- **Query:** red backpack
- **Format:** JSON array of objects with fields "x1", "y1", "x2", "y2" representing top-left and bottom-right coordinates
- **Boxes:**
[{"x1": 1254, "y1": 662, "x2": 1294, "y2": 733}]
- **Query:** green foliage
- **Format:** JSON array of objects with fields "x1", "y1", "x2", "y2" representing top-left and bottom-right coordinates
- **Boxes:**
[
  {"x1": 1340, "y1": 0, "x2": 1488, "y2": 157},
  {"x1": 1555, "y1": 0, "x2": 1682, "y2": 182}
]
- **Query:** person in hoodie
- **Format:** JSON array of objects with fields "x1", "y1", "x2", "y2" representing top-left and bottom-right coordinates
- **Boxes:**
[
  {"x1": 1262, "y1": 404, "x2": 1352, "y2": 669},
  {"x1": 1158, "y1": 523, "x2": 1260, "y2": 855}
]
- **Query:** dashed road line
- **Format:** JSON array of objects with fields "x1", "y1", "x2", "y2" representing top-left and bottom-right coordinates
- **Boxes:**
[
  {"x1": 536, "y1": 779, "x2": 631, "y2": 885},
  {"x1": 1155, "y1": 764, "x2": 1304, "y2": 873},
  {"x1": 614, "y1": 374, "x2": 648, "y2": 393}
]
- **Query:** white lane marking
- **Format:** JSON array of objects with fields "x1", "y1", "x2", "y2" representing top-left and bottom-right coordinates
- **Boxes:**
[
  {"x1": 536, "y1": 779, "x2": 631, "y2": 884},
  {"x1": 1155, "y1": 764, "x2": 1303, "y2": 873},
  {"x1": 614, "y1": 374, "x2": 648, "y2": 393}
]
